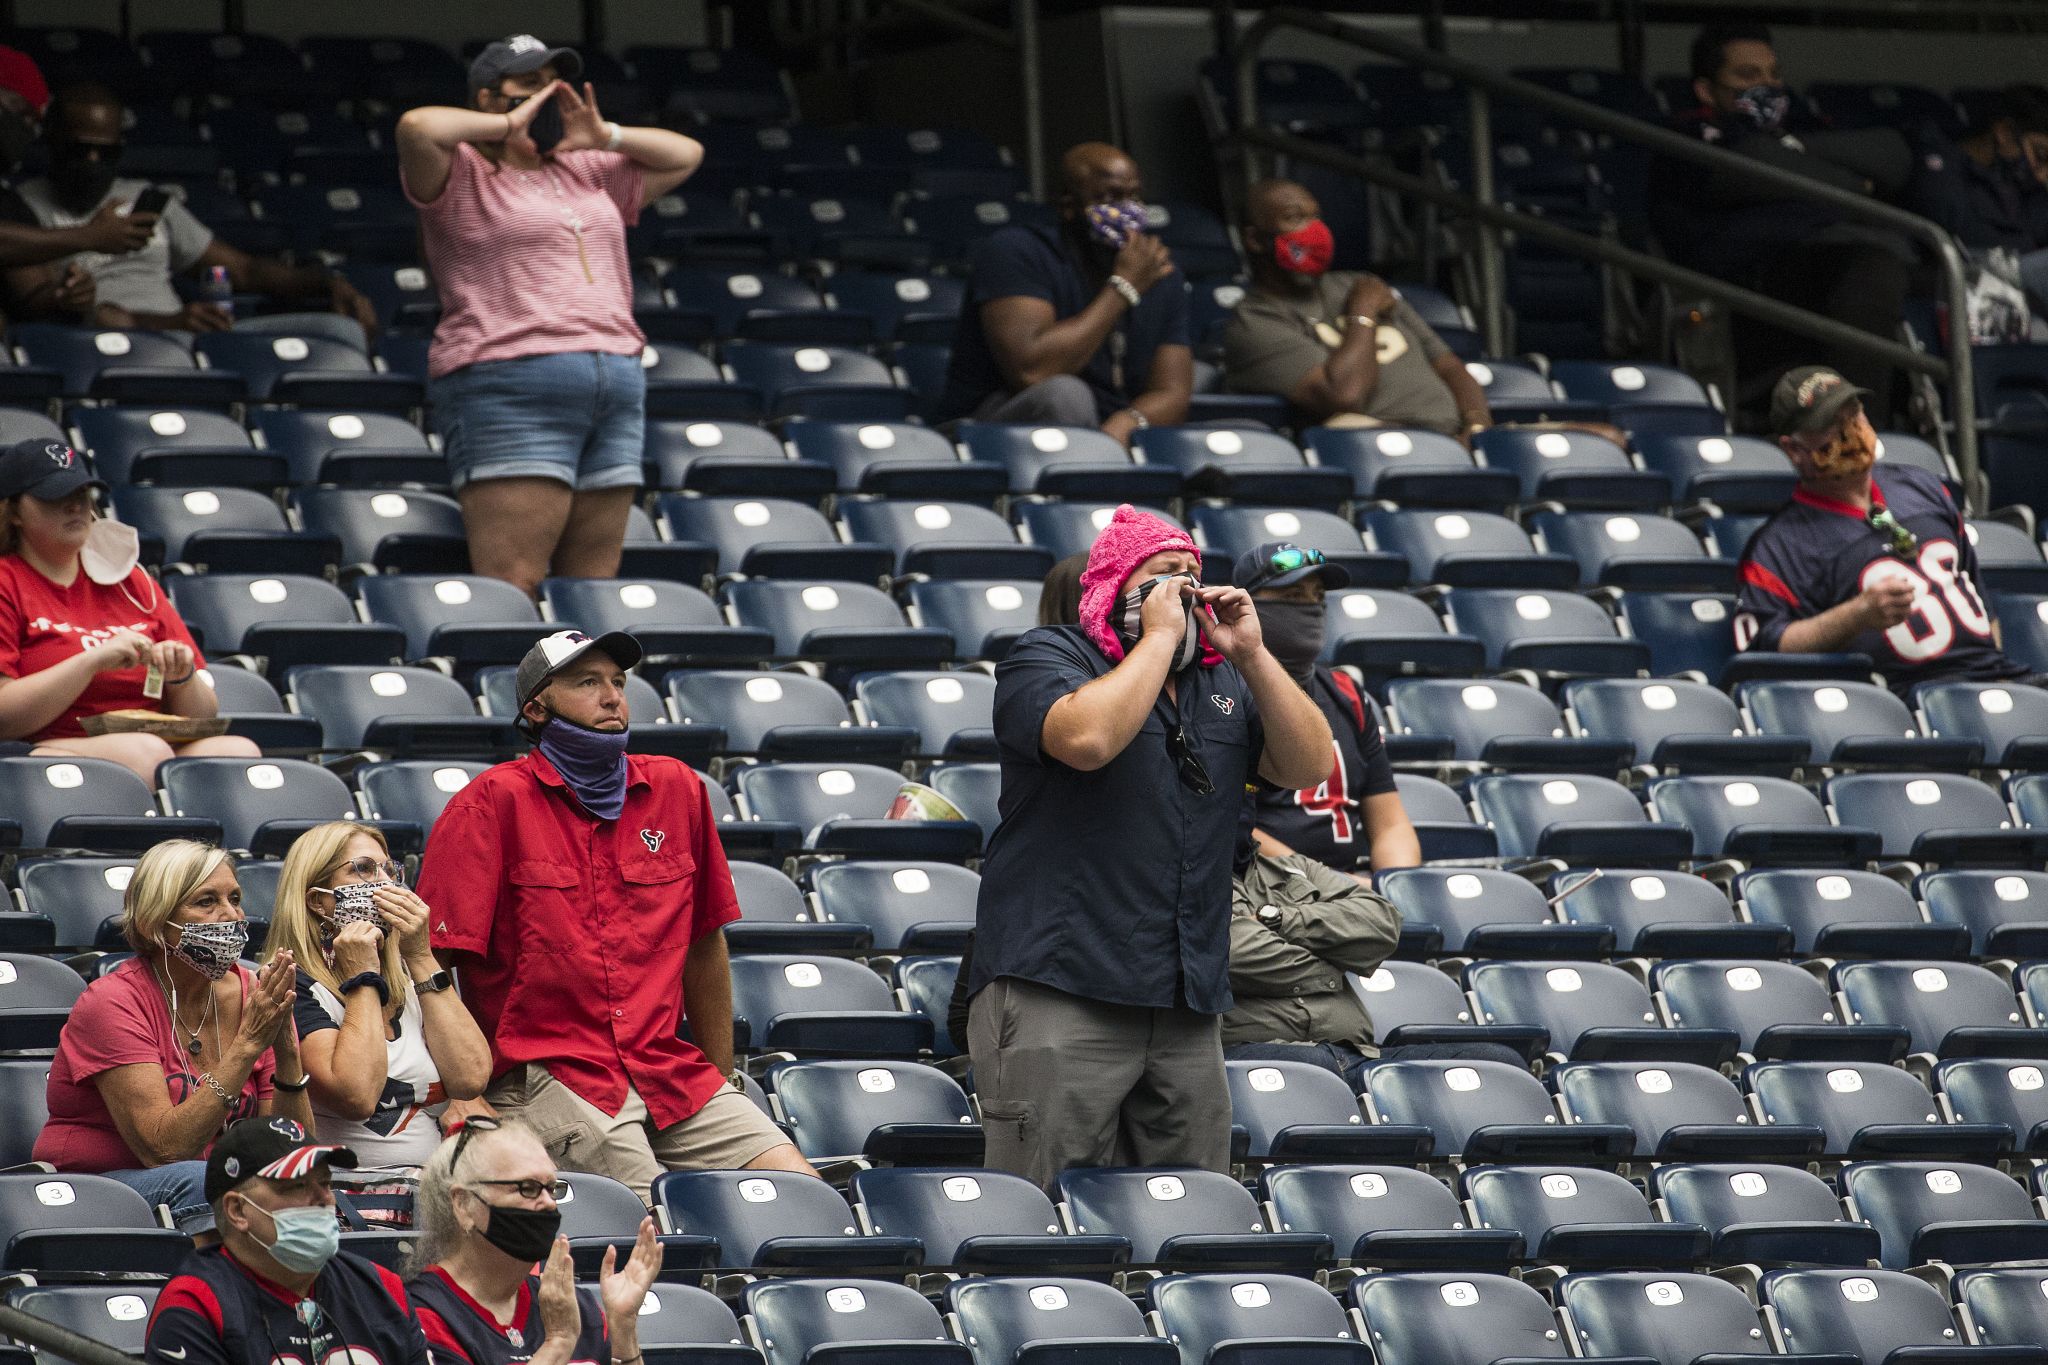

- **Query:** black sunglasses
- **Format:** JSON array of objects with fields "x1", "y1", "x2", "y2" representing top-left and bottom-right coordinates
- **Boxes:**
[
  {"x1": 1165, "y1": 722, "x2": 1215, "y2": 795},
  {"x1": 448, "y1": 1114, "x2": 501, "y2": 1175}
]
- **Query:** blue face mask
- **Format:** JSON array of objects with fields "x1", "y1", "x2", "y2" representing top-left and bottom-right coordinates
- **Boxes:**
[
  {"x1": 537, "y1": 713, "x2": 630, "y2": 820},
  {"x1": 245, "y1": 1199, "x2": 340, "y2": 1274}
]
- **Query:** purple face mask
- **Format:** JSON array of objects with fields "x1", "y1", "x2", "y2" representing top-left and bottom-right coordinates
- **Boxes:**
[{"x1": 1085, "y1": 199, "x2": 1149, "y2": 249}]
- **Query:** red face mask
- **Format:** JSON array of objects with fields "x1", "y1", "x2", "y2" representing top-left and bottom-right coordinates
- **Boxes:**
[{"x1": 1271, "y1": 219, "x2": 1334, "y2": 276}]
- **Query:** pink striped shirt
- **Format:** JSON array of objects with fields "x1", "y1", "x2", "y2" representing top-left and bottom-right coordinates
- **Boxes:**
[{"x1": 405, "y1": 142, "x2": 647, "y2": 378}]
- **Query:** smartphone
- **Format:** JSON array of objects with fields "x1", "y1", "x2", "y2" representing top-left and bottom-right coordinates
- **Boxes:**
[{"x1": 130, "y1": 186, "x2": 172, "y2": 218}]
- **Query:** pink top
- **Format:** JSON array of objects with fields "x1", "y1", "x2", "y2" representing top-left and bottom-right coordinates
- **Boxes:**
[
  {"x1": 34, "y1": 958, "x2": 277, "y2": 1173},
  {"x1": 404, "y1": 142, "x2": 646, "y2": 378}
]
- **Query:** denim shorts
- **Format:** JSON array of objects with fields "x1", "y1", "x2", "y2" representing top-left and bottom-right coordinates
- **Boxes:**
[{"x1": 431, "y1": 350, "x2": 646, "y2": 492}]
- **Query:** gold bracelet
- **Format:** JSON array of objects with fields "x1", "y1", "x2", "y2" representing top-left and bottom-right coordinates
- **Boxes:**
[{"x1": 196, "y1": 1071, "x2": 232, "y2": 1106}]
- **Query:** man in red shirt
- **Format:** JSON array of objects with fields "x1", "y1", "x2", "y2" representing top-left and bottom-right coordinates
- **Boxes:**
[{"x1": 417, "y1": 630, "x2": 811, "y2": 1196}]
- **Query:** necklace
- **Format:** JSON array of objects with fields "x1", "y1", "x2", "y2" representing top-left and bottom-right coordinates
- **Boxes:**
[
  {"x1": 518, "y1": 163, "x2": 596, "y2": 284},
  {"x1": 163, "y1": 970, "x2": 217, "y2": 1058}
]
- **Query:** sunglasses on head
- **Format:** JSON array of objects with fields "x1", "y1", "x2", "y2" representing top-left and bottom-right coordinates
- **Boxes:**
[
  {"x1": 1254, "y1": 546, "x2": 1326, "y2": 588},
  {"x1": 448, "y1": 1116, "x2": 569, "y2": 1200}
]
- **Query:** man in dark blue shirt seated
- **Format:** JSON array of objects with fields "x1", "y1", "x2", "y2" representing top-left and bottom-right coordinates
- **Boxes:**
[
  {"x1": 1905, "y1": 85, "x2": 2048, "y2": 329},
  {"x1": 936, "y1": 140, "x2": 1192, "y2": 445},
  {"x1": 1734, "y1": 364, "x2": 2035, "y2": 697},
  {"x1": 967, "y1": 505, "x2": 1333, "y2": 1191}
]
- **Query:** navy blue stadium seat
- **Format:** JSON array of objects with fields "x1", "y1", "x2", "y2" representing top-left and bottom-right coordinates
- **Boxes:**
[
  {"x1": 1919, "y1": 682, "x2": 2048, "y2": 770},
  {"x1": 1146, "y1": 1272, "x2": 1372, "y2": 1364},
  {"x1": 1841, "y1": 1160, "x2": 2048, "y2": 1269},
  {"x1": 1646, "y1": 776, "x2": 1880, "y2": 864},
  {"x1": 1954, "y1": 1268, "x2": 2048, "y2": 1354},
  {"x1": 1380, "y1": 866, "x2": 1608, "y2": 960},
  {"x1": 722, "y1": 343, "x2": 910, "y2": 422},
  {"x1": 904, "y1": 580, "x2": 1041, "y2": 661},
  {"x1": 194, "y1": 331, "x2": 412, "y2": 409},
  {"x1": 1758, "y1": 1268, "x2": 2017, "y2": 1365},
  {"x1": 1137, "y1": 426, "x2": 1349, "y2": 504},
  {"x1": 1652, "y1": 959, "x2": 1906, "y2": 1064},
  {"x1": 1646, "y1": 1163, "x2": 1881, "y2": 1267},
  {"x1": 1554, "y1": 1272, "x2": 1777, "y2": 1365},
  {"x1": 1225, "y1": 1059, "x2": 1409, "y2": 1163},
  {"x1": 289, "y1": 665, "x2": 511, "y2": 755},
  {"x1": 810, "y1": 861, "x2": 978, "y2": 953},
  {"x1": 356, "y1": 575, "x2": 547, "y2": 669},
  {"x1": 1191, "y1": 506, "x2": 1399, "y2": 587},
  {"x1": 1635, "y1": 433, "x2": 1797, "y2": 512},
  {"x1": 1564, "y1": 678, "x2": 1803, "y2": 774},
  {"x1": 839, "y1": 500, "x2": 1050, "y2": 579},
  {"x1": 1385, "y1": 678, "x2": 1630, "y2": 771},
  {"x1": 542, "y1": 579, "x2": 765, "y2": 667},
  {"x1": 1549, "y1": 361, "x2": 1723, "y2": 436},
  {"x1": 1474, "y1": 427, "x2": 1665, "y2": 507},
  {"x1": 1304, "y1": 426, "x2": 1517, "y2": 507},
  {"x1": 70, "y1": 405, "x2": 267, "y2": 486},
  {"x1": 1055, "y1": 1168, "x2": 1330, "y2": 1271},
  {"x1": 117, "y1": 486, "x2": 337, "y2": 575},
  {"x1": 292, "y1": 488, "x2": 467, "y2": 575},
  {"x1": 739, "y1": 1279, "x2": 965, "y2": 1365},
  {"x1": 1920, "y1": 869, "x2": 2048, "y2": 958},
  {"x1": 1349, "y1": 1270, "x2": 1574, "y2": 1365},
  {"x1": 733, "y1": 762, "x2": 977, "y2": 860},
  {"x1": 765, "y1": 1059, "x2": 980, "y2": 1165},
  {"x1": 667, "y1": 670, "x2": 907, "y2": 765},
  {"x1": 1361, "y1": 509, "x2": 1578, "y2": 589},
  {"x1": 1555, "y1": 869, "x2": 1786, "y2": 957},
  {"x1": 1260, "y1": 1164, "x2": 1522, "y2": 1269},
  {"x1": 1468, "y1": 773, "x2": 1688, "y2": 863},
  {"x1": 960, "y1": 422, "x2": 1170, "y2": 501},
  {"x1": 1364, "y1": 1058, "x2": 1633, "y2": 1163},
  {"x1": 855, "y1": 1169, "x2": 1132, "y2": 1275},
  {"x1": 1461, "y1": 1164, "x2": 1710, "y2": 1266},
  {"x1": 1442, "y1": 589, "x2": 1651, "y2": 676},
  {"x1": 0, "y1": 756, "x2": 210, "y2": 854},
  {"x1": 1747, "y1": 1060, "x2": 2009, "y2": 1158},
  {"x1": 166, "y1": 574, "x2": 401, "y2": 677},
  {"x1": 943, "y1": 1277, "x2": 1168, "y2": 1365},
  {"x1": 15, "y1": 324, "x2": 229, "y2": 404},
  {"x1": 159, "y1": 757, "x2": 370, "y2": 859},
  {"x1": 1529, "y1": 511, "x2": 1729, "y2": 592},
  {"x1": 356, "y1": 761, "x2": 490, "y2": 833},
  {"x1": 252, "y1": 409, "x2": 438, "y2": 487},
  {"x1": 1736, "y1": 867, "x2": 1969, "y2": 959},
  {"x1": 1555, "y1": 1060, "x2": 1816, "y2": 1159},
  {"x1": 1827, "y1": 772, "x2": 2048, "y2": 865},
  {"x1": 786, "y1": 423, "x2": 993, "y2": 500},
  {"x1": 1833, "y1": 961, "x2": 2039, "y2": 1060},
  {"x1": 727, "y1": 955, "x2": 931, "y2": 1057},
  {"x1": 824, "y1": 273, "x2": 966, "y2": 344},
  {"x1": 0, "y1": 1173, "x2": 188, "y2": 1275},
  {"x1": 1741, "y1": 680, "x2": 1978, "y2": 770},
  {"x1": 1320, "y1": 589, "x2": 1485, "y2": 684},
  {"x1": 1014, "y1": 503, "x2": 1188, "y2": 562},
  {"x1": 1470, "y1": 963, "x2": 1733, "y2": 1066}
]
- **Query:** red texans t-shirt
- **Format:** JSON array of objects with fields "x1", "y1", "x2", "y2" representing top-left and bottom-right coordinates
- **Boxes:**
[{"x1": 0, "y1": 556, "x2": 203, "y2": 740}]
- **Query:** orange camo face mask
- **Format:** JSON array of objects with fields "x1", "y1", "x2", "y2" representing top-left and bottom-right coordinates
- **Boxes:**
[{"x1": 1803, "y1": 422, "x2": 1877, "y2": 478}]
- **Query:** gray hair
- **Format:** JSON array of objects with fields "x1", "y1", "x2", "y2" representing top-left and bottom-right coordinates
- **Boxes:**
[{"x1": 403, "y1": 1117, "x2": 543, "y2": 1277}]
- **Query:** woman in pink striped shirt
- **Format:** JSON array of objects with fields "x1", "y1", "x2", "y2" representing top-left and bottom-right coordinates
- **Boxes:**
[{"x1": 397, "y1": 36, "x2": 703, "y2": 597}]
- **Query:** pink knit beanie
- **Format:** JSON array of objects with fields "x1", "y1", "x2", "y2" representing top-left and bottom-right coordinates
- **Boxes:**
[{"x1": 1076, "y1": 504, "x2": 1217, "y2": 664}]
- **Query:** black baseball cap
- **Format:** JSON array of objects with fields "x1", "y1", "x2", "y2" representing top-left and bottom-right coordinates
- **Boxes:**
[
  {"x1": 0, "y1": 439, "x2": 101, "y2": 501},
  {"x1": 1231, "y1": 541, "x2": 1350, "y2": 593},
  {"x1": 515, "y1": 628, "x2": 642, "y2": 710},
  {"x1": 468, "y1": 34, "x2": 583, "y2": 93},
  {"x1": 1770, "y1": 364, "x2": 1870, "y2": 438},
  {"x1": 204, "y1": 1117, "x2": 356, "y2": 1203}
]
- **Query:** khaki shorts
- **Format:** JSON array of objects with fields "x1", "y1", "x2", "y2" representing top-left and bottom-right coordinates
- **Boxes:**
[{"x1": 487, "y1": 1063, "x2": 789, "y2": 1201}]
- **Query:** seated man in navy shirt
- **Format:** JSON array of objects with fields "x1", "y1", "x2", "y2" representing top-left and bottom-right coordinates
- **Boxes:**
[
  {"x1": 1735, "y1": 365, "x2": 2036, "y2": 697},
  {"x1": 936, "y1": 140, "x2": 1192, "y2": 446},
  {"x1": 967, "y1": 505, "x2": 1333, "y2": 1191}
]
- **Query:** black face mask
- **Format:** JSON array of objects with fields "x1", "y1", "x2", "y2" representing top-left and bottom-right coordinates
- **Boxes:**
[
  {"x1": 0, "y1": 112, "x2": 36, "y2": 177},
  {"x1": 506, "y1": 92, "x2": 564, "y2": 155},
  {"x1": 477, "y1": 1199, "x2": 561, "y2": 1265},
  {"x1": 1256, "y1": 600, "x2": 1326, "y2": 685},
  {"x1": 49, "y1": 145, "x2": 118, "y2": 213}
]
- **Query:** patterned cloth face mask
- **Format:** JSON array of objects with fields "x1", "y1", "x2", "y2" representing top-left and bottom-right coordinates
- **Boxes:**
[
  {"x1": 319, "y1": 883, "x2": 390, "y2": 943},
  {"x1": 1085, "y1": 199, "x2": 1149, "y2": 249},
  {"x1": 1803, "y1": 422, "x2": 1877, "y2": 480},
  {"x1": 170, "y1": 919, "x2": 249, "y2": 980}
]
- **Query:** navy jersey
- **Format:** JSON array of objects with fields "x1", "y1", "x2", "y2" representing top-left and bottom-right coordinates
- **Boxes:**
[
  {"x1": 1252, "y1": 667, "x2": 1398, "y2": 871},
  {"x1": 408, "y1": 1267, "x2": 608, "y2": 1365},
  {"x1": 1734, "y1": 462, "x2": 2023, "y2": 694},
  {"x1": 145, "y1": 1245, "x2": 431, "y2": 1365}
]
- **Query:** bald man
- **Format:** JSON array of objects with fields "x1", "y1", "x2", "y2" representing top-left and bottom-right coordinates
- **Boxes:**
[
  {"x1": 1223, "y1": 178, "x2": 1490, "y2": 439},
  {"x1": 935, "y1": 141, "x2": 1192, "y2": 445}
]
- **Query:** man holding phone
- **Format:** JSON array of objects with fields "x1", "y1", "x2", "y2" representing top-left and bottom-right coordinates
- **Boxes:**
[{"x1": 3, "y1": 82, "x2": 376, "y2": 332}]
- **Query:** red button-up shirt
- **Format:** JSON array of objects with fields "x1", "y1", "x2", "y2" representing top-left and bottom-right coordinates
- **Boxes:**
[{"x1": 416, "y1": 751, "x2": 739, "y2": 1127}]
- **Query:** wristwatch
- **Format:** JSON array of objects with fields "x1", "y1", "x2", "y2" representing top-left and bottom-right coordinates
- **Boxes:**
[
  {"x1": 1255, "y1": 905, "x2": 1283, "y2": 930},
  {"x1": 413, "y1": 969, "x2": 455, "y2": 995}
]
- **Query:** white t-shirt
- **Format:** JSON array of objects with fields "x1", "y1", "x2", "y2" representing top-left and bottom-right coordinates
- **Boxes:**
[
  {"x1": 292, "y1": 971, "x2": 446, "y2": 1169},
  {"x1": 14, "y1": 175, "x2": 213, "y2": 315}
]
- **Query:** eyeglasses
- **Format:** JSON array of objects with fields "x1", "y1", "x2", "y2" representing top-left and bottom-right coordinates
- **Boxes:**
[
  {"x1": 330, "y1": 856, "x2": 404, "y2": 883},
  {"x1": 468, "y1": 1178, "x2": 571, "y2": 1201},
  {"x1": 1164, "y1": 722, "x2": 1215, "y2": 795},
  {"x1": 1867, "y1": 507, "x2": 1919, "y2": 559}
]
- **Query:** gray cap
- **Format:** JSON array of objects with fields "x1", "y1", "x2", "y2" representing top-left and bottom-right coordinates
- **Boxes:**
[
  {"x1": 468, "y1": 34, "x2": 582, "y2": 93},
  {"x1": 515, "y1": 629, "x2": 642, "y2": 712}
]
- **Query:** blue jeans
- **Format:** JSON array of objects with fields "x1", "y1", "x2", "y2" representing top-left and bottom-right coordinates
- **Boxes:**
[
  {"x1": 1226, "y1": 1040, "x2": 1528, "y2": 1093},
  {"x1": 103, "y1": 1160, "x2": 213, "y2": 1235},
  {"x1": 431, "y1": 350, "x2": 647, "y2": 492}
]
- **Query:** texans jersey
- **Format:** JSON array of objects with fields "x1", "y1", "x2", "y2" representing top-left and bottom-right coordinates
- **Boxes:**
[
  {"x1": 1734, "y1": 463, "x2": 2024, "y2": 695},
  {"x1": 1252, "y1": 668, "x2": 1398, "y2": 871},
  {"x1": 146, "y1": 1245, "x2": 431, "y2": 1365},
  {"x1": 408, "y1": 1267, "x2": 608, "y2": 1365}
]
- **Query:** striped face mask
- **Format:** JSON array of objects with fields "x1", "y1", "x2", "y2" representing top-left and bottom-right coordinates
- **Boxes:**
[{"x1": 1116, "y1": 573, "x2": 1203, "y2": 672}]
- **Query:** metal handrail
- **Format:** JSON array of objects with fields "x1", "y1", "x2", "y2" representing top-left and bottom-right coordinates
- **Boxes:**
[
  {"x1": 1233, "y1": 6, "x2": 1982, "y2": 506},
  {"x1": 0, "y1": 1301, "x2": 142, "y2": 1365}
]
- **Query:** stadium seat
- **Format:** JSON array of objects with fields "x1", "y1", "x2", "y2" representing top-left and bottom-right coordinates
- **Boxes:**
[
  {"x1": 0, "y1": 953, "x2": 87, "y2": 1049},
  {"x1": 765, "y1": 1059, "x2": 982, "y2": 1165},
  {"x1": 1618, "y1": 591, "x2": 1825, "y2": 686},
  {"x1": 1441, "y1": 589, "x2": 1651, "y2": 676},
  {"x1": 603, "y1": 1282, "x2": 758, "y2": 1363},
  {"x1": 904, "y1": 580, "x2": 1042, "y2": 661},
  {"x1": 1348, "y1": 960, "x2": 1538, "y2": 1060},
  {"x1": 1873, "y1": 431, "x2": 1959, "y2": 485},
  {"x1": 288, "y1": 665, "x2": 513, "y2": 756},
  {"x1": 1473, "y1": 427, "x2": 1666, "y2": 507},
  {"x1": 1, "y1": 1286, "x2": 156, "y2": 1356},
  {"x1": 251, "y1": 408, "x2": 440, "y2": 487},
  {"x1": 1644, "y1": 776, "x2": 1881, "y2": 864},
  {"x1": 0, "y1": 1173, "x2": 189, "y2": 1274},
  {"x1": 809, "y1": 861, "x2": 978, "y2": 954},
  {"x1": 1360, "y1": 509, "x2": 1578, "y2": 589},
  {"x1": 666, "y1": 670, "x2": 912, "y2": 766},
  {"x1": 1055, "y1": 1168, "x2": 1331, "y2": 1271},
  {"x1": 1378, "y1": 867, "x2": 1611, "y2": 960},
  {"x1": 928, "y1": 764, "x2": 999, "y2": 846},
  {"x1": 1826, "y1": 772, "x2": 2048, "y2": 865},
  {"x1": 959, "y1": 422, "x2": 1174, "y2": 501},
  {"x1": 356, "y1": 761, "x2": 490, "y2": 833},
  {"x1": 292, "y1": 488, "x2": 467, "y2": 575},
  {"x1": 657, "y1": 496, "x2": 889, "y2": 582},
  {"x1": 1225, "y1": 1059, "x2": 1420, "y2": 1162},
  {"x1": 739, "y1": 1279, "x2": 967, "y2": 1365},
  {"x1": 1364, "y1": 1058, "x2": 1632, "y2": 1162},
  {"x1": 1964, "y1": 520, "x2": 2048, "y2": 594},
  {"x1": 1550, "y1": 361, "x2": 1723, "y2": 435},
  {"x1": 1530, "y1": 511, "x2": 1730, "y2": 592},
  {"x1": 194, "y1": 331, "x2": 413, "y2": 408},
  {"x1": 115, "y1": 486, "x2": 336, "y2": 576},
  {"x1": 1189, "y1": 506, "x2": 1400, "y2": 587},
  {"x1": 1554, "y1": 869, "x2": 1789, "y2": 957},
  {"x1": 653, "y1": 1171, "x2": 922, "y2": 1273},
  {"x1": 1304, "y1": 426, "x2": 1518, "y2": 507},
  {"x1": 158, "y1": 757, "x2": 373, "y2": 859},
  {"x1": 1384, "y1": 679, "x2": 1631, "y2": 771},
  {"x1": 724, "y1": 862, "x2": 870, "y2": 956},
  {"x1": 17, "y1": 858, "x2": 135, "y2": 951},
  {"x1": 752, "y1": 196, "x2": 922, "y2": 274},
  {"x1": 1348, "y1": 1270, "x2": 1573, "y2": 1365},
  {"x1": 790, "y1": 424, "x2": 994, "y2": 502},
  {"x1": 657, "y1": 267, "x2": 825, "y2": 339},
  {"x1": 1319, "y1": 588, "x2": 1485, "y2": 684},
  {"x1": 1014, "y1": 502, "x2": 1189, "y2": 563},
  {"x1": 541, "y1": 579, "x2": 767, "y2": 667},
  {"x1": 643, "y1": 419, "x2": 807, "y2": 496},
  {"x1": 1555, "y1": 1059, "x2": 1819, "y2": 1159},
  {"x1": 1919, "y1": 682, "x2": 2048, "y2": 770},
  {"x1": 167, "y1": 574, "x2": 404, "y2": 678},
  {"x1": 14, "y1": 324, "x2": 232, "y2": 404},
  {"x1": 724, "y1": 582, "x2": 952, "y2": 672},
  {"x1": 1740, "y1": 680, "x2": 1979, "y2": 769},
  {"x1": 0, "y1": 756, "x2": 213, "y2": 854},
  {"x1": 1554, "y1": 1272, "x2": 1778, "y2": 1365},
  {"x1": 1833, "y1": 961, "x2": 2041, "y2": 1061},
  {"x1": 69, "y1": 405, "x2": 272, "y2": 487},
  {"x1": 1468, "y1": 773, "x2": 1689, "y2": 863},
  {"x1": 1634, "y1": 433, "x2": 1797, "y2": 512},
  {"x1": 851, "y1": 672, "x2": 995, "y2": 760},
  {"x1": 943, "y1": 1276, "x2": 1170, "y2": 1365},
  {"x1": 1736, "y1": 868, "x2": 1970, "y2": 959},
  {"x1": 1919, "y1": 870, "x2": 2048, "y2": 958},
  {"x1": 1652, "y1": 960, "x2": 1907, "y2": 1064},
  {"x1": 1563, "y1": 678, "x2": 1805, "y2": 774},
  {"x1": 1461, "y1": 1164, "x2": 1709, "y2": 1266},
  {"x1": 1747, "y1": 1060, "x2": 2009, "y2": 1158},
  {"x1": 1259, "y1": 1164, "x2": 1522, "y2": 1269},
  {"x1": 550, "y1": 1170, "x2": 717, "y2": 1276},
  {"x1": 824, "y1": 272, "x2": 966, "y2": 344},
  {"x1": 839, "y1": 499, "x2": 1051, "y2": 579},
  {"x1": 1954, "y1": 1268, "x2": 2048, "y2": 1353},
  {"x1": 726, "y1": 954, "x2": 932, "y2": 1056},
  {"x1": 1840, "y1": 1160, "x2": 2048, "y2": 1269},
  {"x1": 1646, "y1": 1163, "x2": 1881, "y2": 1267},
  {"x1": 1758, "y1": 1268, "x2": 2018, "y2": 1365},
  {"x1": 722, "y1": 342, "x2": 910, "y2": 422},
  {"x1": 855, "y1": 1169, "x2": 1131, "y2": 1275},
  {"x1": 1137, "y1": 426, "x2": 1349, "y2": 504},
  {"x1": 1145, "y1": 1272, "x2": 1372, "y2": 1364},
  {"x1": 355, "y1": 575, "x2": 550, "y2": 670},
  {"x1": 1992, "y1": 595, "x2": 2048, "y2": 673},
  {"x1": 1469, "y1": 962, "x2": 1735, "y2": 1066}
]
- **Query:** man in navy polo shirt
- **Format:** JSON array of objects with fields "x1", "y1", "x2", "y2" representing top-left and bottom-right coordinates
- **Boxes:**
[
  {"x1": 1734, "y1": 365, "x2": 2035, "y2": 697},
  {"x1": 936, "y1": 140, "x2": 1192, "y2": 445},
  {"x1": 967, "y1": 505, "x2": 1334, "y2": 1190}
]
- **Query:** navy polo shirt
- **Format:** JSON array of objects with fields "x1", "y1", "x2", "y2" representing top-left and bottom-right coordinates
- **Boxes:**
[
  {"x1": 936, "y1": 222, "x2": 1192, "y2": 422},
  {"x1": 969, "y1": 624, "x2": 1263, "y2": 1015}
]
